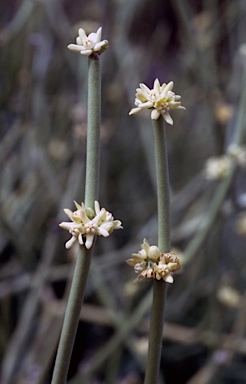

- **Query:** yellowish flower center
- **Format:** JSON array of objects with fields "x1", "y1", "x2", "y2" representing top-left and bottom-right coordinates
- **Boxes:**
[
  {"x1": 86, "y1": 223, "x2": 97, "y2": 233},
  {"x1": 149, "y1": 90, "x2": 159, "y2": 101},
  {"x1": 84, "y1": 39, "x2": 94, "y2": 48},
  {"x1": 154, "y1": 98, "x2": 169, "y2": 111}
]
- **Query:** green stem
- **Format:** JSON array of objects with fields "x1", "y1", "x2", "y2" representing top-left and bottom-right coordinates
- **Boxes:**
[
  {"x1": 52, "y1": 56, "x2": 101, "y2": 383},
  {"x1": 144, "y1": 118, "x2": 170, "y2": 384},
  {"x1": 153, "y1": 118, "x2": 170, "y2": 253},
  {"x1": 85, "y1": 56, "x2": 101, "y2": 208},
  {"x1": 51, "y1": 247, "x2": 92, "y2": 384}
]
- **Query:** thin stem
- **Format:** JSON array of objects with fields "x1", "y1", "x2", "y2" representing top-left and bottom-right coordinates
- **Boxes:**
[
  {"x1": 85, "y1": 56, "x2": 101, "y2": 209},
  {"x1": 52, "y1": 55, "x2": 101, "y2": 383},
  {"x1": 153, "y1": 118, "x2": 170, "y2": 253},
  {"x1": 51, "y1": 247, "x2": 92, "y2": 384},
  {"x1": 144, "y1": 118, "x2": 170, "y2": 384}
]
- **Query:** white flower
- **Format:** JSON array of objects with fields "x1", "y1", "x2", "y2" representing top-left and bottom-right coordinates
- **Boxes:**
[
  {"x1": 154, "y1": 253, "x2": 180, "y2": 283},
  {"x1": 67, "y1": 27, "x2": 108, "y2": 56},
  {"x1": 129, "y1": 79, "x2": 185, "y2": 125},
  {"x1": 217, "y1": 286, "x2": 241, "y2": 308},
  {"x1": 126, "y1": 239, "x2": 180, "y2": 283},
  {"x1": 228, "y1": 144, "x2": 246, "y2": 168},
  {"x1": 59, "y1": 201, "x2": 122, "y2": 249},
  {"x1": 205, "y1": 156, "x2": 232, "y2": 180}
]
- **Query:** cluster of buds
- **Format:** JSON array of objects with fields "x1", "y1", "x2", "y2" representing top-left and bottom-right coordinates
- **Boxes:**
[
  {"x1": 129, "y1": 78, "x2": 185, "y2": 125},
  {"x1": 67, "y1": 27, "x2": 108, "y2": 57},
  {"x1": 126, "y1": 239, "x2": 180, "y2": 284},
  {"x1": 59, "y1": 201, "x2": 122, "y2": 249}
]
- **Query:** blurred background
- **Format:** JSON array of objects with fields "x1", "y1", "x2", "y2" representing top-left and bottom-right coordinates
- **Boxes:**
[{"x1": 1, "y1": 0, "x2": 246, "y2": 383}]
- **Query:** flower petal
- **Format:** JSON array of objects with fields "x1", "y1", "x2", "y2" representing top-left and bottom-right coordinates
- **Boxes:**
[
  {"x1": 139, "y1": 83, "x2": 151, "y2": 94},
  {"x1": 168, "y1": 101, "x2": 181, "y2": 109},
  {"x1": 161, "y1": 81, "x2": 174, "y2": 98},
  {"x1": 59, "y1": 221, "x2": 74, "y2": 230},
  {"x1": 74, "y1": 201, "x2": 83, "y2": 210},
  {"x1": 80, "y1": 49, "x2": 93, "y2": 56},
  {"x1": 137, "y1": 101, "x2": 153, "y2": 109},
  {"x1": 141, "y1": 238, "x2": 149, "y2": 254},
  {"x1": 151, "y1": 109, "x2": 161, "y2": 120},
  {"x1": 129, "y1": 107, "x2": 142, "y2": 115},
  {"x1": 67, "y1": 44, "x2": 84, "y2": 52},
  {"x1": 63, "y1": 208, "x2": 74, "y2": 220},
  {"x1": 92, "y1": 208, "x2": 106, "y2": 224},
  {"x1": 163, "y1": 112, "x2": 173, "y2": 125},
  {"x1": 153, "y1": 78, "x2": 161, "y2": 93},
  {"x1": 85, "y1": 234, "x2": 94, "y2": 249},
  {"x1": 94, "y1": 42, "x2": 105, "y2": 52},
  {"x1": 136, "y1": 89, "x2": 149, "y2": 101},
  {"x1": 97, "y1": 227, "x2": 110, "y2": 237},
  {"x1": 78, "y1": 28, "x2": 87, "y2": 41},
  {"x1": 163, "y1": 274, "x2": 174, "y2": 283},
  {"x1": 95, "y1": 27, "x2": 102, "y2": 43},
  {"x1": 109, "y1": 220, "x2": 122, "y2": 232},
  {"x1": 65, "y1": 236, "x2": 77, "y2": 249},
  {"x1": 148, "y1": 245, "x2": 161, "y2": 261},
  {"x1": 81, "y1": 209, "x2": 90, "y2": 224},
  {"x1": 94, "y1": 201, "x2": 100, "y2": 215},
  {"x1": 126, "y1": 259, "x2": 135, "y2": 267},
  {"x1": 78, "y1": 234, "x2": 84, "y2": 245}
]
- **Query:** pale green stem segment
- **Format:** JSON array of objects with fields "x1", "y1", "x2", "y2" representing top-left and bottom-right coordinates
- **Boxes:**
[
  {"x1": 51, "y1": 56, "x2": 101, "y2": 384},
  {"x1": 144, "y1": 117, "x2": 170, "y2": 384},
  {"x1": 51, "y1": 246, "x2": 92, "y2": 384},
  {"x1": 153, "y1": 118, "x2": 170, "y2": 253},
  {"x1": 85, "y1": 56, "x2": 101, "y2": 208}
]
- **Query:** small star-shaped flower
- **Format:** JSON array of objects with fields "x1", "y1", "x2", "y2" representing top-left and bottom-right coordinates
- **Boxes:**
[
  {"x1": 67, "y1": 27, "x2": 108, "y2": 57},
  {"x1": 129, "y1": 79, "x2": 185, "y2": 125},
  {"x1": 59, "y1": 201, "x2": 122, "y2": 249},
  {"x1": 126, "y1": 239, "x2": 181, "y2": 283}
]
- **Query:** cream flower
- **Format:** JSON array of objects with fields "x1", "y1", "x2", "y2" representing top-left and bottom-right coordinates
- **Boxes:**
[
  {"x1": 205, "y1": 156, "x2": 232, "y2": 180},
  {"x1": 129, "y1": 79, "x2": 185, "y2": 125},
  {"x1": 59, "y1": 201, "x2": 122, "y2": 249},
  {"x1": 126, "y1": 239, "x2": 180, "y2": 283},
  {"x1": 153, "y1": 253, "x2": 181, "y2": 283},
  {"x1": 228, "y1": 144, "x2": 246, "y2": 168},
  {"x1": 67, "y1": 27, "x2": 108, "y2": 56}
]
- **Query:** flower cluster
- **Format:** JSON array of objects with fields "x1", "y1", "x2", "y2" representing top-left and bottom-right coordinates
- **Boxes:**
[
  {"x1": 205, "y1": 145, "x2": 246, "y2": 180},
  {"x1": 67, "y1": 27, "x2": 108, "y2": 57},
  {"x1": 59, "y1": 201, "x2": 122, "y2": 249},
  {"x1": 129, "y1": 79, "x2": 185, "y2": 125},
  {"x1": 217, "y1": 286, "x2": 241, "y2": 308},
  {"x1": 228, "y1": 144, "x2": 246, "y2": 168},
  {"x1": 205, "y1": 155, "x2": 232, "y2": 180},
  {"x1": 126, "y1": 239, "x2": 180, "y2": 283}
]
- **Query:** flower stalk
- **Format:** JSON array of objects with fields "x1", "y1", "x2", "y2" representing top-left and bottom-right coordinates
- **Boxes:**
[
  {"x1": 85, "y1": 57, "x2": 101, "y2": 208},
  {"x1": 51, "y1": 246, "x2": 92, "y2": 384},
  {"x1": 144, "y1": 117, "x2": 170, "y2": 384},
  {"x1": 51, "y1": 53, "x2": 101, "y2": 384}
]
